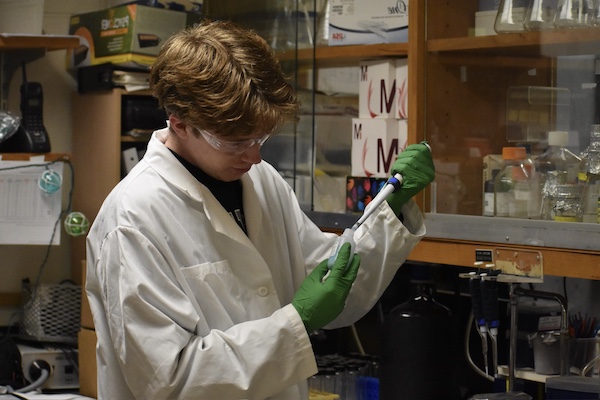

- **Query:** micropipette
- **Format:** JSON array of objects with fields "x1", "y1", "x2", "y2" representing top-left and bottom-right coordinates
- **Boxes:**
[{"x1": 326, "y1": 142, "x2": 432, "y2": 272}]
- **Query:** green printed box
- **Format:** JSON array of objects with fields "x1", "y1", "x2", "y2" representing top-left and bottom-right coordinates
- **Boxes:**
[{"x1": 67, "y1": 4, "x2": 202, "y2": 70}]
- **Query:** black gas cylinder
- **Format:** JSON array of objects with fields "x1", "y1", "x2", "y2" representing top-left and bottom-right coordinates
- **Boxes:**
[{"x1": 380, "y1": 282, "x2": 460, "y2": 400}]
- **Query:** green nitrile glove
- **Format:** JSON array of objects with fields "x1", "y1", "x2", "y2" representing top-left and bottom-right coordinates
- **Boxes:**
[
  {"x1": 387, "y1": 141, "x2": 435, "y2": 215},
  {"x1": 292, "y1": 243, "x2": 360, "y2": 333}
]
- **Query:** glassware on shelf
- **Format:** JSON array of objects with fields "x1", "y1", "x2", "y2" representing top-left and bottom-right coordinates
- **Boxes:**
[
  {"x1": 591, "y1": 0, "x2": 600, "y2": 25},
  {"x1": 553, "y1": 183, "x2": 583, "y2": 221},
  {"x1": 553, "y1": 0, "x2": 594, "y2": 28},
  {"x1": 579, "y1": 124, "x2": 600, "y2": 223},
  {"x1": 534, "y1": 131, "x2": 581, "y2": 220},
  {"x1": 524, "y1": 0, "x2": 559, "y2": 30},
  {"x1": 315, "y1": 0, "x2": 330, "y2": 46},
  {"x1": 495, "y1": 0, "x2": 528, "y2": 33},
  {"x1": 494, "y1": 147, "x2": 536, "y2": 218}
]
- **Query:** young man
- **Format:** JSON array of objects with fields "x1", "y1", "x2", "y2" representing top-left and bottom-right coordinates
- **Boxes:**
[{"x1": 85, "y1": 20, "x2": 434, "y2": 399}]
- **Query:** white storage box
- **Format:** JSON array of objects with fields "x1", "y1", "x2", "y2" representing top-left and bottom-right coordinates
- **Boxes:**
[
  {"x1": 351, "y1": 118, "x2": 408, "y2": 178},
  {"x1": 329, "y1": 0, "x2": 408, "y2": 46},
  {"x1": 359, "y1": 58, "x2": 408, "y2": 119}
]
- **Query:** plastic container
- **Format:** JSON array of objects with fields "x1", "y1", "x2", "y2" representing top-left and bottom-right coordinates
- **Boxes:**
[
  {"x1": 534, "y1": 131, "x2": 581, "y2": 220},
  {"x1": 579, "y1": 125, "x2": 600, "y2": 223},
  {"x1": 506, "y1": 86, "x2": 571, "y2": 143},
  {"x1": 495, "y1": 147, "x2": 536, "y2": 218}
]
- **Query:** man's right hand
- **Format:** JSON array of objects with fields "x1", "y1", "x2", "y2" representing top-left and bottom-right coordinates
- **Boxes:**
[{"x1": 292, "y1": 243, "x2": 360, "y2": 333}]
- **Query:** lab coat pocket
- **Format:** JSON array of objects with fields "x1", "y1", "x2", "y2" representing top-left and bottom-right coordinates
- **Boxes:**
[{"x1": 180, "y1": 260, "x2": 249, "y2": 328}]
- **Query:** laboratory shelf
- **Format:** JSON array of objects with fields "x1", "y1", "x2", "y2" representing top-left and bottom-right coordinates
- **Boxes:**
[
  {"x1": 277, "y1": 43, "x2": 409, "y2": 68},
  {"x1": 0, "y1": 34, "x2": 80, "y2": 110},
  {"x1": 497, "y1": 365, "x2": 552, "y2": 383},
  {"x1": 428, "y1": 28, "x2": 600, "y2": 58}
]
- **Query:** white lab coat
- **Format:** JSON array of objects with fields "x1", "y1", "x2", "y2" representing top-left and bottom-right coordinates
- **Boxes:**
[{"x1": 86, "y1": 128, "x2": 426, "y2": 400}]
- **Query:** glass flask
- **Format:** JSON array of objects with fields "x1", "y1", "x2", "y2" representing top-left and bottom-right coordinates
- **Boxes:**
[
  {"x1": 579, "y1": 125, "x2": 600, "y2": 223},
  {"x1": 495, "y1": 0, "x2": 529, "y2": 32},
  {"x1": 553, "y1": 184, "x2": 583, "y2": 222},
  {"x1": 554, "y1": 0, "x2": 594, "y2": 28},
  {"x1": 524, "y1": 0, "x2": 559, "y2": 30},
  {"x1": 591, "y1": 0, "x2": 600, "y2": 25},
  {"x1": 495, "y1": 147, "x2": 535, "y2": 218},
  {"x1": 534, "y1": 131, "x2": 581, "y2": 220}
]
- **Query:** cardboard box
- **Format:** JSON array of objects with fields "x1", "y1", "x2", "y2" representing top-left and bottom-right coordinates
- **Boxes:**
[
  {"x1": 78, "y1": 328, "x2": 97, "y2": 399},
  {"x1": 395, "y1": 58, "x2": 409, "y2": 119},
  {"x1": 359, "y1": 59, "x2": 396, "y2": 119},
  {"x1": 328, "y1": 0, "x2": 409, "y2": 46},
  {"x1": 359, "y1": 58, "x2": 408, "y2": 119},
  {"x1": 80, "y1": 260, "x2": 94, "y2": 330},
  {"x1": 66, "y1": 4, "x2": 202, "y2": 71},
  {"x1": 351, "y1": 118, "x2": 408, "y2": 178}
]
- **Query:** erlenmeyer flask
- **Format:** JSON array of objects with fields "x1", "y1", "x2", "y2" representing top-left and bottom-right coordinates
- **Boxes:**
[
  {"x1": 524, "y1": 0, "x2": 559, "y2": 30},
  {"x1": 316, "y1": 0, "x2": 330, "y2": 46},
  {"x1": 590, "y1": 0, "x2": 600, "y2": 25},
  {"x1": 554, "y1": 0, "x2": 594, "y2": 27},
  {"x1": 494, "y1": 0, "x2": 528, "y2": 33}
]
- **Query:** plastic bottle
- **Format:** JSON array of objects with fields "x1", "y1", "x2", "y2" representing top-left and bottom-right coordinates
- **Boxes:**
[
  {"x1": 495, "y1": 147, "x2": 534, "y2": 218},
  {"x1": 579, "y1": 125, "x2": 600, "y2": 223},
  {"x1": 380, "y1": 280, "x2": 459, "y2": 400},
  {"x1": 534, "y1": 131, "x2": 581, "y2": 220}
]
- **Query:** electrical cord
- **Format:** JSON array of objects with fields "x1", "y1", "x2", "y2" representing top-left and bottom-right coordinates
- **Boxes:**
[
  {"x1": 15, "y1": 360, "x2": 50, "y2": 393},
  {"x1": 464, "y1": 311, "x2": 495, "y2": 382},
  {"x1": 0, "y1": 360, "x2": 51, "y2": 395}
]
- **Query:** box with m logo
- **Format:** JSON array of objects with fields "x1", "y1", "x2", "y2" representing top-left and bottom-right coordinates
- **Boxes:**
[
  {"x1": 359, "y1": 58, "x2": 408, "y2": 119},
  {"x1": 351, "y1": 118, "x2": 408, "y2": 178}
]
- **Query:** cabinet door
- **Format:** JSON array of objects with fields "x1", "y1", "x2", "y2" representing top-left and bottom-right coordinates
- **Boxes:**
[{"x1": 419, "y1": 0, "x2": 600, "y2": 255}]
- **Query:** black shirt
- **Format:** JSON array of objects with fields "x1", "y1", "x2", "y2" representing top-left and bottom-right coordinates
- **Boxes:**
[{"x1": 170, "y1": 150, "x2": 247, "y2": 234}]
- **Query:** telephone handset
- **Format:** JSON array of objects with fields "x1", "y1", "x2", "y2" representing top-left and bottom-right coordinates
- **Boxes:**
[
  {"x1": 18, "y1": 63, "x2": 50, "y2": 152},
  {"x1": 0, "y1": 64, "x2": 51, "y2": 153}
]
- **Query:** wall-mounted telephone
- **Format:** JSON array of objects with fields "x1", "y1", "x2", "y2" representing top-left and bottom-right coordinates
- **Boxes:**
[{"x1": 0, "y1": 63, "x2": 51, "y2": 153}]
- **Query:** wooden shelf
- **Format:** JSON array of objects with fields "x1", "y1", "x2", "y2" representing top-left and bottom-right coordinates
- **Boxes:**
[
  {"x1": 0, "y1": 34, "x2": 79, "y2": 51},
  {"x1": 277, "y1": 43, "x2": 409, "y2": 67},
  {"x1": 1, "y1": 34, "x2": 80, "y2": 110},
  {"x1": 427, "y1": 28, "x2": 600, "y2": 57},
  {"x1": 0, "y1": 153, "x2": 70, "y2": 162}
]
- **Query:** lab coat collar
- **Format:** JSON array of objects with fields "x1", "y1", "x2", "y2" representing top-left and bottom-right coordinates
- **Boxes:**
[{"x1": 145, "y1": 129, "x2": 262, "y2": 248}]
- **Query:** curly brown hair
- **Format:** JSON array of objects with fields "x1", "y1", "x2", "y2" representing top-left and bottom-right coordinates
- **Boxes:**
[{"x1": 150, "y1": 19, "x2": 299, "y2": 138}]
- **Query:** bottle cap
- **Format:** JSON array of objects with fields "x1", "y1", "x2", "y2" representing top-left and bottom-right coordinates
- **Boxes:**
[
  {"x1": 548, "y1": 131, "x2": 569, "y2": 147},
  {"x1": 502, "y1": 147, "x2": 526, "y2": 160}
]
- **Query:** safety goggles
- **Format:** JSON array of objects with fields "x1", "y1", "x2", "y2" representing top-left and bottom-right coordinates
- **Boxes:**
[{"x1": 195, "y1": 127, "x2": 271, "y2": 155}]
